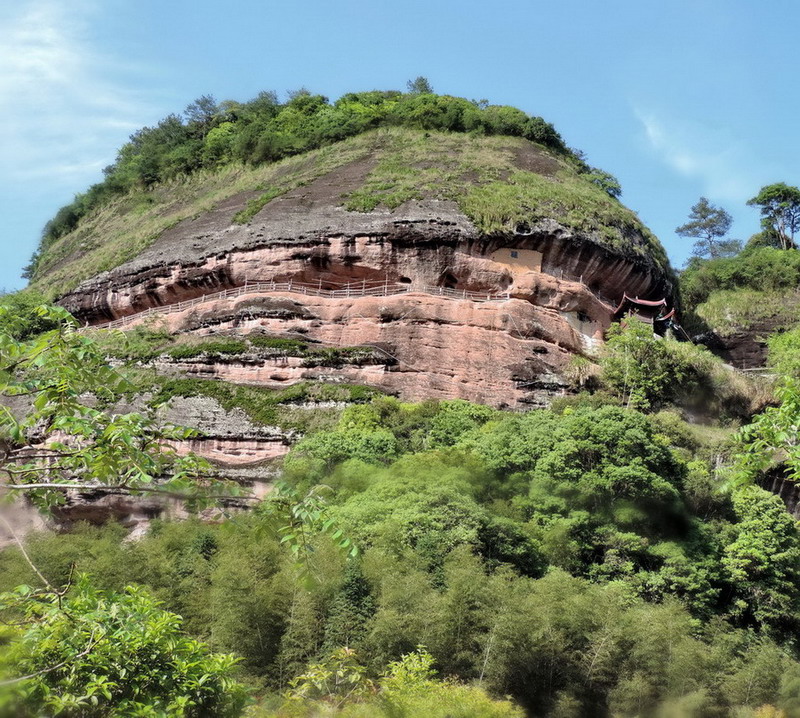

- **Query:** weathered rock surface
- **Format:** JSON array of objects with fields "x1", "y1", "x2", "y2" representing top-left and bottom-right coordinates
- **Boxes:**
[
  {"x1": 696, "y1": 318, "x2": 788, "y2": 370},
  {"x1": 58, "y1": 198, "x2": 673, "y2": 408},
  {"x1": 17, "y1": 133, "x2": 681, "y2": 536},
  {"x1": 2, "y1": 394, "x2": 290, "y2": 539},
  {"x1": 148, "y1": 290, "x2": 587, "y2": 408},
  {"x1": 60, "y1": 207, "x2": 669, "y2": 325}
]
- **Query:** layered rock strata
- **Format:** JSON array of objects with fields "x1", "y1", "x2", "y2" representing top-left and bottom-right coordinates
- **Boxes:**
[
  {"x1": 32, "y1": 151, "x2": 678, "y2": 535},
  {"x1": 59, "y1": 199, "x2": 672, "y2": 407},
  {"x1": 5, "y1": 395, "x2": 292, "y2": 539}
]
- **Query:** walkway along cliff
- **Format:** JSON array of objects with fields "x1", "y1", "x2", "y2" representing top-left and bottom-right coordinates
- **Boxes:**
[
  {"x1": 24, "y1": 127, "x2": 678, "y2": 530},
  {"x1": 56, "y1": 189, "x2": 674, "y2": 410}
]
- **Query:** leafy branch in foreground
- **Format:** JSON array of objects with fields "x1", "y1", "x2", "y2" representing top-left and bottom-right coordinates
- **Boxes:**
[
  {"x1": 0, "y1": 575, "x2": 247, "y2": 716},
  {"x1": 729, "y1": 377, "x2": 800, "y2": 491},
  {"x1": 0, "y1": 305, "x2": 254, "y2": 714},
  {"x1": 0, "y1": 305, "x2": 245, "y2": 509},
  {"x1": 258, "y1": 482, "x2": 359, "y2": 570}
]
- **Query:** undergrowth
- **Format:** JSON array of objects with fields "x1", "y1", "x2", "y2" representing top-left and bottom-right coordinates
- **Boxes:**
[
  {"x1": 166, "y1": 338, "x2": 248, "y2": 359},
  {"x1": 232, "y1": 186, "x2": 289, "y2": 224},
  {"x1": 341, "y1": 131, "x2": 667, "y2": 273},
  {"x1": 90, "y1": 327, "x2": 383, "y2": 367},
  {"x1": 150, "y1": 377, "x2": 383, "y2": 432},
  {"x1": 692, "y1": 289, "x2": 800, "y2": 336}
]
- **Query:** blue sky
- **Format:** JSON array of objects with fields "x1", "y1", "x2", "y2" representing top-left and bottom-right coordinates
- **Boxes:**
[{"x1": 2, "y1": 0, "x2": 798, "y2": 291}]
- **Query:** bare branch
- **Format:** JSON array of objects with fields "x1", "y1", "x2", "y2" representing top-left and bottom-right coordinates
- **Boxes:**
[{"x1": 0, "y1": 513, "x2": 53, "y2": 590}]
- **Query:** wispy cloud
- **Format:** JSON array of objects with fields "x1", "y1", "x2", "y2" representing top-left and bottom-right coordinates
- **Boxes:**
[
  {"x1": 635, "y1": 108, "x2": 768, "y2": 204},
  {"x1": 0, "y1": 0, "x2": 155, "y2": 186}
]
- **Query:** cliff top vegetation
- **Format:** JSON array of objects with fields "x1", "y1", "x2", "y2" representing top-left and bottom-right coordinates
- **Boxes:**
[{"x1": 26, "y1": 85, "x2": 669, "y2": 298}]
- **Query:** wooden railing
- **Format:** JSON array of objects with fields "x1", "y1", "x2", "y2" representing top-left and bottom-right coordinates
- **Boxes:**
[{"x1": 91, "y1": 280, "x2": 513, "y2": 330}]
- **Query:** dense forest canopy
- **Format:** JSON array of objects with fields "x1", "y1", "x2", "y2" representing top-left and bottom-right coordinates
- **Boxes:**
[
  {"x1": 2, "y1": 300, "x2": 800, "y2": 715},
  {"x1": 5, "y1": 81, "x2": 800, "y2": 716}
]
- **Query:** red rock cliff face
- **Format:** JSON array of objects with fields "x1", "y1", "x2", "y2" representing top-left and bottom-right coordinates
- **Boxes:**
[{"x1": 58, "y1": 190, "x2": 673, "y2": 407}]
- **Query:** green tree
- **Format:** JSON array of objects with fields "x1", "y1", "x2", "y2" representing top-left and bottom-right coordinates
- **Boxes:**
[
  {"x1": 0, "y1": 291, "x2": 60, "y2": 340},
  {"x1": 322, "y1": 563, "x2": 375, "y2": 651},
  {"x1": 600, "y1": 321, "x2": 685, "y2": 410},
  {"x1": 183, "y1": 94, "x2": 220, "y2": 138},
  {"x1": 406, "y1": 76, "x2": 434, "y2": 94},
  {"x1": 426, "y1": 400, "x2": 497, "y2": 448},
  {"x1": 676, "y1": 197, "x2": 734, "y2": 258},
  {"x1": 208, "y1": 529, "x2": 289, "y2": 674},
  {"x1": 722, "y1": 487, "x2": 800, "y2": 631},
  {"x1": 0, "y1": 306, "x2": 231, "y2": 509},
  {"x1": 0, "y1": 576, "x2": 247, "y2": 716},
  {"x1": 0, "y1": 305, "x2": 257, "y2": 708},
  {"x1": 201, "y1": 121, "x2": 237, "y2": 166},
  {"x1": 732, "y1": 377, "x2": 800, "y2": 488},
  {"x1": 747, "y1": 183, "x2": 800, "y2": 250}
]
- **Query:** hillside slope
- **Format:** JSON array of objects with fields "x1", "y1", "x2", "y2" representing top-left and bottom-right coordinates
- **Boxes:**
[
  {"x1": 30, "y1": 124, "x2": 671, "y2": 408},
  {"x1": 681, "y1": 247, "x2": 800, "y2": 367}
]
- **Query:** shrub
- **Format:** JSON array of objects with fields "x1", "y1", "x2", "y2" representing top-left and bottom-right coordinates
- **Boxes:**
[
  {"x1": 248, "y1": 336, "x2": 309, "y2": 352},
  {"x1": 681, "y1": 247, "x2": 800, "y2": 308},
  {"x1": 166, "y1": 338, "x2": 248, "y2": 359},
  {"x1": 251, "y1": 648, "x2": 524, "y2": 717},
  {"x1": 768, "y1": 324, "x2": 800, "y2": 377},
  {"x1": 600, "y1": 321, "x2": 763, "y2": 417},
  {"x1": 89, "y1": 323, "x2": 173, "y2": 361},
  {"x1": 0, "y1": 291, "x2": 60, "y2": 340},
  {"x1": 600, "y1": 322, "x2": 685, "y2": 410},
  {"x1": 285, "y1": 428, "x2": 398, "y2": 474},
  {"x1": 0, "y1": 576, "x2": 247, "y2": 717}
]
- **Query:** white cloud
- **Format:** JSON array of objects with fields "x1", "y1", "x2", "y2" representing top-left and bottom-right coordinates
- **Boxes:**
[
  {"x1": 635, "y1": 108, "x2": 765, "y2": 204},
  {"x1": 0, "y1": 0, "x2": 154, "y2": 187}
]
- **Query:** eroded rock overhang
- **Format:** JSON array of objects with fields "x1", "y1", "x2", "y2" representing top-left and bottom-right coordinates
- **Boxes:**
[{"x1": 56, "y1": 200, "x2": 673, "y2": 408}]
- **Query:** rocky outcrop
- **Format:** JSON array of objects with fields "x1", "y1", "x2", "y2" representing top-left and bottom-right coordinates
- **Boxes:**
[
  {"x1": 4, "y1": 395, "x2": 292, "y2": 539},
  {"x1": 145, "y1": 288, "x2": 589, "y2": 408},
  {"x1": 60, "y1": 207, "x2": 669, "y2": 325},
  {"x1": 691, "y1": 291, "x2": 800, "y2": 369},
  {"x1": 5, "y1": 145, "x2": 683, "y2": 543},
  {"x1": 58, "y1": 194, "x2": 673, "y2": 408},
  {"x1": 156, "y1": 395, "x2": 295, "y2": 463},
  {"x1": 696, "y1": 317, "x2": 789, "y2": 370}
]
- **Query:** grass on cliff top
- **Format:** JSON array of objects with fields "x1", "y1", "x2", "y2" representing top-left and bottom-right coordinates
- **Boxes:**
[
  {"x1": 463, "y1": 171, "x2": 666, "y2": 266},
  {"x1": 30, "y1": 131, "x2": 386, "y2": 299},
  {"x1": 343, "y1": 129, "x2": 668, "y2": 270},
  {"x1": 33, "y1": 127, "x2": 669, "y2": 299},
  {"x1": 692, "y1": 288, "x2": 800, "y2": 337},
  {"x1": 343, "y1": 129, "x2": 520, "y2": 211}
]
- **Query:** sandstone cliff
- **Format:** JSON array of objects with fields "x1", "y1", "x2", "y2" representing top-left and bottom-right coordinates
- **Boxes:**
[
  {"x1": 50, "y1": 130, "x2": 674, "y2": 409},
  {"x1": 17, "y1": 125, "x2": 678, "y2": 535}
]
